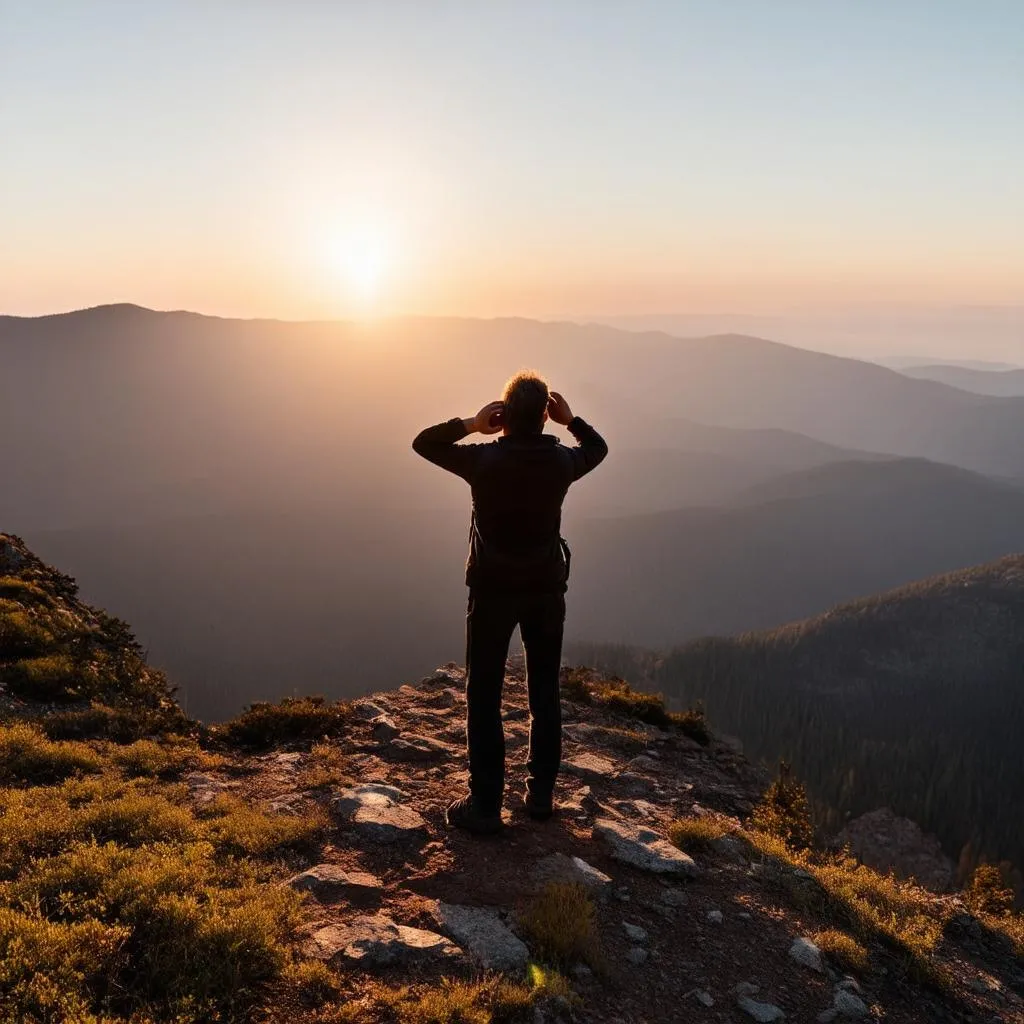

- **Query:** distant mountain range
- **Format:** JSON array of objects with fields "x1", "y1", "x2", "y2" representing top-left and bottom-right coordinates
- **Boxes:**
[
  {"x1": 5, "y1": 304, "x2": 1024, "y2": 719},
  {"x1": 898, "y1": 364, "x2": 1024, "y2": 397}
]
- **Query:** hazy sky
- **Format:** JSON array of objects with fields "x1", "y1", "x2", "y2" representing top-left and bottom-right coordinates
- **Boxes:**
[{"x1": 2, "y1": 2, "x2": 1022, "y2": 321}]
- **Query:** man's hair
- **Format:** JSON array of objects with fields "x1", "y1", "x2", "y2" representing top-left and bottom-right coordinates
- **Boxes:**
[{"x1": 502, "y1": 371, "x2": 549, "y2": 436}]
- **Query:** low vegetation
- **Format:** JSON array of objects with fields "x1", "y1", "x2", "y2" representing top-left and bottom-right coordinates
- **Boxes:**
[
  {"x1": 561, "y1": 668, "x2": 709, "y2": 745},
  {"x1": 519, "y1": 882, "x2": 603, "y2": 972},
  {"x1": 213, "y1": 696, "x2": 353, "y2": 751},
  {"x1": 0, "y1": 728, "x2": 325, "y2": 1022},
  {"x1": 668, "y1": 814, "x2": 732, "y2": 853},
  {"x1": 812, "y1": 928, "x2": 871, "y2": 974}
]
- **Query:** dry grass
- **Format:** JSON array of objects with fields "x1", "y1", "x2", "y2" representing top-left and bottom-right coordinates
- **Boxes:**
[
  {"x1": 213, "y1": 697, "x2": 353, "y2": 751},
  {"x1": 519, "y1": 882, "x2": 603, "y2": 971},
  {"x1": 295, "y1": 740, "x2": 354, "y2": 790},
  {"x1": 110, "y1": 737, "x2": 222, "y2": 778},
  {"x1": 669, "y1": 815, "x2": 732, "y2": 853},
  {"x1": 0, "y1": 723, "x2": 104, "y2": 784},
  {"x1": 561, "y1": 669, "x2": 709, "y2": 745},
  {"x1": 813, "y1": 928, "x2": 871, "y2": 974},
  {"x1": 316, "y1": 976, "x2": 551, "y2": 1024}
]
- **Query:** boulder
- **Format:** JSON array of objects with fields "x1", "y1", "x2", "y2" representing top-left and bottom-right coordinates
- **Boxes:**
[
  {"x1": 737, "y1": 996, "x2": 786, "y2": 1022},
  {"x1": 432, "y1": 903, "x2": 530, "y2": 973},
  {"x1": 302, "y1": 915, "x2": 460, "y2": 968},
  {"x1": 832, "y1": 989, "x2": 869, "y2": 1018},
  {"x1": 370, "y1": 716, "x2": 401, "y2": 742},
  {"x1": 564, "y1": 753, "x2": 617, "y2": 779},
  {"x1": 593, "y1": 818, "x2": 699, "y2": 878},
  {"x1": 789, "y1": 936, "x2": 823, "y2": 973},
  {"x1": 286, "y1": 864, "x2": 382, "y2": 901},
  {"x1": 352, "y1": 699, "x2": 391, "y2": 721},
  {"x1": 531, "y1": 852, "x2": 613, "y2": 891},
  {"x1": 333, "y1": 783, "x2": 428, "y2": 844}
]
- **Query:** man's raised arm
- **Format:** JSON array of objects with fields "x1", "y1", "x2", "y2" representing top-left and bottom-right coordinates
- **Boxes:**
[
  {"x1": 546, "y1": 391, "x2": 608, "y2": 481},
  {"x1": 411, "y1": 401, "x2": 504, "y2": 482}
]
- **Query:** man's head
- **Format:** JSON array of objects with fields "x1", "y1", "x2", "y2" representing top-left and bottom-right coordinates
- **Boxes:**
[{"x1": 501, "y1": 371, "x2": 550, "y2": 436}]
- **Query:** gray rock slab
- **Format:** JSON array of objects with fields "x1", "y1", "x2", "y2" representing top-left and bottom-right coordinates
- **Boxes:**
[
  {"x1": 352, "y1": 699, "x2": 391, "y2": 721},
  {"x1": 385, "y1": 734, "x2": 456, "y2": 762},
  {"x1": 531, "y1": 852, "x2": 613, "y2": 890},
  {"x1": 738, "y1": 996, "x2": 786, "y2": 1022},
  {"x1": 832, "y1": 989, "x2": 869, "y2": 1018},
  {"x1": 432, "y1": 902, "x2": 529, "y2": 973},
  {"x1": 352, "y1": 803, "x2": 428, "y2": 844},
  {"x1": 593, "y1": 818, "x2": 699, "y2": 878},
  {"x1": 622, "y1": 921, "x2": 649, "y2": 943},
  {"x1": 286, "y1": 864, "x2": 382, "y2": 901},
  {"x1": 332, "y1": 783, "x2": 406, "y2": 816},
  {"x1": 789, "y1": 936, "x2": 823, "y2": 973},
  {"x1": 302, "y1": 915, "x2": 459, "y2": 968},
  {"x1": 564, "y1": 752, "x2": 617, "y2": 779},
  {"x1": 370, "y1": 716, "x2": 401, "y2": 742}
]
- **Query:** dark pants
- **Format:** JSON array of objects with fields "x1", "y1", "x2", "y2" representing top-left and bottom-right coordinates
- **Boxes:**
[{"x1": 465, "y1": 590, "x2": 566, "y2": 813}]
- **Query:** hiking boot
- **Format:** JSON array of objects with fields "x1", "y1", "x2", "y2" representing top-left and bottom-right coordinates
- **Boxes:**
[
  {"x1": 523, "y1": 789, "x2": 554, "y2": 821},
  {"x1": 445, "y1": 794, "x2": 502, "y2": 836}
]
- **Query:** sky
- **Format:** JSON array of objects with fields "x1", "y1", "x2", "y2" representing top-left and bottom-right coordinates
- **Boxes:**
[{"x1": 1, "y1": 1, "x2": 1022, "y2": 325}]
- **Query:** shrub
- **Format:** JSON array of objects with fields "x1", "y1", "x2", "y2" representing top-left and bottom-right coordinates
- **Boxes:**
[
  {"x1": 1, "y1": 653, "x2": 95, "y2": 702},
  {"x1": 214, "y1": 696, "x2": 352, "y2": 750},
  {"x1": 0, "y1": 723, "x2": 103, "y2": 785},
  {"x1": 324, "y1": 978, "x2": 538, "y2": 1024},
  {"x1": 813, "y1": 928, "x2": 871, "y2": 974},
  {"x1": 0, "y1": 576, "x2": 53, "y2": 606},
  {"x1": 201, "y1": 795, "x2": 325, "y2": 858},
  {"x1": 561, "y1": 669, "x2": 710, "y2": 745},
  {"x1": 669, "y1": 815, "x2": 731, "y2": 853},
  {"x1": 111, "y1": 738, "x2": 218, "y2": 778},
  {"x1": 0, "y1": 608, "x2": 54, "y2": 657},
  {"x1": 965, "y1": 864, "x2": 1016, "y2": 918},
  {"x1": 41, "y1": 702, "x2": 187, "y2": 743},
  {"x1": 519, "y1": 882, "x2": 602, "y2": 970},
  {"x1": 282, "y1": 959, "x2": 341, "y2": 1008},
  {"x1": 750, "y1": 762, "x2": 814, "y2": 852}
]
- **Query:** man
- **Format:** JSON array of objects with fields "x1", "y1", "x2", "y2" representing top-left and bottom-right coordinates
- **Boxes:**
[{"x1": 412, "y1": 372, "x2": 608, "y2": 835}]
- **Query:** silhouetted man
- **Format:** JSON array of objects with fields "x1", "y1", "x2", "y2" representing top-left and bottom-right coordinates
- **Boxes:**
[{"x1": 413, "y1": 373, "x2": 608, "y2": 835}]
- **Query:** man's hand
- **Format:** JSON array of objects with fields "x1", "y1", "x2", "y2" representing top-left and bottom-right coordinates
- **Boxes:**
[
  {"x1": 465, "y1": 401, "x2": 505, "y2": 435},
  {"x1": 547, "y1": 391, "x2": 574, "y2": 426}
]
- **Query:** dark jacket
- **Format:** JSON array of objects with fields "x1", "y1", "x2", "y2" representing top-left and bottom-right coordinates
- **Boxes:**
[{"x1": 412, "y1": 416, "x2": 608, "y2": 592}]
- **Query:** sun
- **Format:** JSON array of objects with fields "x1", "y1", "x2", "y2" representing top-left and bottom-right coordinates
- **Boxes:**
[{"x1": 334, "y1": 227, "x2": 391, "y2": 304}]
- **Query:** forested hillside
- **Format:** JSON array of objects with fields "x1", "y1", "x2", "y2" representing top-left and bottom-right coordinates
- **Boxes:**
[{"x1": 568, "y1": 555, "x2": 1024, "y2": 875}]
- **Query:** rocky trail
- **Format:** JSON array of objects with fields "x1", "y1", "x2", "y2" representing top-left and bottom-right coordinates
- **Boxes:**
[{"x1": 189, "y1": 663, "x2": 1022, "y2": 1024}]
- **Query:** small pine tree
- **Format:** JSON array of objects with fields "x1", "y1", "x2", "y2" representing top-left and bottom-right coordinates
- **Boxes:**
[
  {"x1": 751, "y1": 761, "x2": 815, "y2": 852},
  {"x1": 965, "y1": 864, "x2": 1015, "y2": 917}
]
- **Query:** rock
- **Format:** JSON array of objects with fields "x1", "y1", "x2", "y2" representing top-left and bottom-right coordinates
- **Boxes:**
[
  {"x1": 531, "y1": 852, "x2": 613, "y2": 891},
  {"x1": 351, "y1": 803, "x2": 429, "y2": 844},
  {"x1": 503, "y1": 706, "x2": 529, "y2": 721},
  {"x1": 734, "y1": 982, "x2": 759, "y2": 997},
  {"x1": 661, "y1": 888, "x2": 688, "y2": 908},
  {"x1": 614, "y1": 887, "x2": 631, "y2": 902},
  {"x1": 333, "y1": 783, "x2": 405, "y2": 816},
  {"x1": 271, "y1": 752, "x2": 303, "y2": 770},
  {"x1": 628, "y1": 755, "x2": 661, "y2": 773},
  {"x1": 613, "y1": 798, "x2": 661, "y2": 820},
  {"x1": 286, "y1": 864, "x2": 382, "y2": 901},
  {"x1": 265, "y1": 792, "x2": 307, "y2": 815},
  {"x1": 564, "y1": 753, "x2": 617, "y2": 779},
  {"x1": 432, "y1": 903, "x2": 529, "y2": 973},
  {"x1": 832, "y1": 989, "x2": 869, "y2": 1018},
  {"x1": 694, "y1": 990, "x2": 715, "y2": 1007},
  {"x1": 385, "y1": 734, "x2": 455, "y2": 762},
  {"x1": 710, "y1": 835, "x2": 749, "y2": 863},
  {"x1": 789, "y1": 937, "x2": 823, "y2": 973},
  {"x1": 571, "y1": 963, "x2": 593, "y2": 981},
  {"x1": 352, "y1": 699, "x2": 391, "y2": 721},
  {"x1": 817, "y1": 1011, "x2": 839, "y2": 1024},
  {"x1": 183, "y1": 772, "x2": 234, "y2": 806},
  {"x1": 333, "y1": 783, "x2": 428, "y2": 843},
  {"x1": 302, "y1": 915, "x2": 460, "y2": 968},
  {"x1": 593, "y1": 818, "x2": 699, "y2": 878},
  {"x1": 370, "y1": 716, "x2": 401, "y2": 742},
  {"x1": 626, "y1": 946, "x2": 649, "y2": 965},
  {"x1": 706, "y1": 909, "x2": 724, "y2": 925},
  {"x1": 622, "y1": 921, "x2": 649, "y2": 943},
  {"x1": 832, "y1": 808, "x2": 954, "y2": 891},
  {"x1": 737, "y1": 996, "x2": 786, "y2": 1022}
]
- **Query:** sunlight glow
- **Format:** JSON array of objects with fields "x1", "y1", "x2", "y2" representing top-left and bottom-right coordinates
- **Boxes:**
[{"x1": 333, "y1": 227, "x2": 392, "y2": 304}]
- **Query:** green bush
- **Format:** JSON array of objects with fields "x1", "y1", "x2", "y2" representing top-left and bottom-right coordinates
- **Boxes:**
[
  {"x1": 751, "y1": 762, "x2": 815, "y2": 852},
  {"x1": 0, "y1": 723, "x2": 103, "y2": 785},
  {"x1": 1, "y1": 654, "x2": 96, "y2": 702},
  {"x1": 214, "y1": 696, "x2": 351, "y2": 750},
  {"x1": 0, "y1": 608, "x2": 55, "y2": 657}
]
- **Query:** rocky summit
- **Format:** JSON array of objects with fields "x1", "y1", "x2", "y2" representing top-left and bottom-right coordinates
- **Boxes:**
[{"x1": 1, "y1": 532, "x2": 1023, "y2": 1024}]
